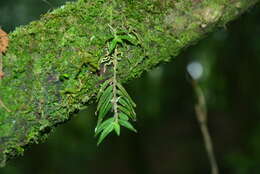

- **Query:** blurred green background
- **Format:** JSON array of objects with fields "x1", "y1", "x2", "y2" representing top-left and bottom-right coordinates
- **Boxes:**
[{"x1": 1, "y1": 1, "x2": 260, "y2": 174}]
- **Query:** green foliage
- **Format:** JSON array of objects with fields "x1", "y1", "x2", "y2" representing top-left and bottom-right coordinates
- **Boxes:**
[
  {"x1": 95, "y1": 77, "x2": 137, "y2": 145},
  {"x1": 95, "y1": 25, "x2": 138, "y2": 145}
]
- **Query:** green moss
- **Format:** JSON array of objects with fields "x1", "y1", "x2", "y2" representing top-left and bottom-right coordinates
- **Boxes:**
[{"x1": 0, "y1": 0, "x2": 258, "y2": 167}]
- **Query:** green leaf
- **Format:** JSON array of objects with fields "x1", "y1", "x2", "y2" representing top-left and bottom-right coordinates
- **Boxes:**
[
  {"x1": 118, "y1": 105, "x2": 131, "y2": 116},
  {"x1": 118, "y1": 105, "x2": 136, "y2": 121},
  {"x1": 97, "y1": 92, "x2": 112, "y2": 112},
  {"x1": 119, "y1": 112, "x2": 129, "y2": 121},
  {"x1": 94, "y1": 31, "x2": 140, "y2": 145},
  {"x1": 97, "y1": 85, "x2": 113, "y2": 111},
  {"x1": 97, "y1": 79, "x2": 111, "y2": 100},
  {"x1": 95, "y1": 117, "x2": 115, "y2": 136},
  {"x1": 118, "y1": 97, "x2": 136, "y2": 116},
  {"x1": 97, "y1": 122, "x2": 114, "y2": 145},
  {"x1": 113, "y1": 122, "x2": 120, "y2": 136},
  {"x1": 98, "y1": 101, "x2": 112, "y2": 121},
  {"x1": 116, "y1": 83, "x2": 136, "y2": 107},
  {"x1": 119, "y1": 35, "x2": 138, "y2": 46},
  {"x1": 116, "y1": 38, "x2": 123, "y2": 44},
  {"x1": 119, "y1": 119, "x2": 137, "y2": 133},
  {"x1": 108, "y1": 36, "x2": 125, "y2": 54},
  {"x1": 109, "y1": 40, "x2": 117, "y2": 53},
  {"x1": 117, "y1": 91, "x2": 137, "y2": 113}
]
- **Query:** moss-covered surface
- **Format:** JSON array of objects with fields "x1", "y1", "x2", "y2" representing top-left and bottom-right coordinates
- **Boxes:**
[{"x1": 0, "y1": 0, "x2": 258, "y2": 167}]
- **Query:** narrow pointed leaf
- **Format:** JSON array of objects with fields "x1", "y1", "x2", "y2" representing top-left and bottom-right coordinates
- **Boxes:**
[
  {"x1": 116, "y1": 38, "x2": 123, "y2": 44},
  {"x1": 95, "y1": 117, "x2": 114, "y2": 136},
  {"x1": 95, "y1": 118, "x2": 103, "y2": 132},
  {"x1": 118, "y1": 105, "x2": 136, "y2": 121},
  {"x1": 97, "y1": 92, "x2": 112, "y2": 112},
  {"x1": 97, "y1": 123, "x2": 114, "y2": 145},
  {"x1": 97, "y1": 79, "x2": 111, "y2": 100},
  {"x1": 119, "y1": 35, "x2": 138, "y2": 46},
  {"x1": 108, "y1": 39, "x2": 117, "y2": 54},
  {"x1": 118, "y1": 97, "x2": 136, "y2": 116},
  {"x1": 118, "y1": 105, "x2": 131, "y2": 116},
  {"x1": 97, "y1": 86, "x2": 113, "y2": 111},
  {"x1": 118, "y1": 90, "x2": 136, "y2": 110},
  {"x1": 119, "y1": 119, "x2": 137, "y2": 133},
  {"x1": 113, "y1": 122, "x2": 120, "y2": 136},
  {"x1": 116, "y1": 83, "x2": 136, "y2": 107},
  {"x1": 98, "y1": 101, "x2": 112, "y2": 121},
  {"x1": 119, "y1": 112, "x2": 129, "y2": 121},
  {"x1": 98, "y1": 84, "x2": 113, "y2": 102}
]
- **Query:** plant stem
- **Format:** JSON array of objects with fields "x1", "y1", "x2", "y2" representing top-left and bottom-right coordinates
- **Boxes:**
[
  {"x1": 192, "y1": 80, "x2": 219, "y2": 174},
  {"x1": 112, "y1": 48, "x2": 119, "y2": 122}
]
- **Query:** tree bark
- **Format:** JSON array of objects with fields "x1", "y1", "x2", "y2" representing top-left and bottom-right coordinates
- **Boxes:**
[{"x1": 0, "y1": 0, "x2": 258, "y2": 167}]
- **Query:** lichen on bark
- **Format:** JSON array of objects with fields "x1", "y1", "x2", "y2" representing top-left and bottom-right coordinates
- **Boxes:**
[{"x1": 0, "y1": 0, "x2": 259, "y2": 167}]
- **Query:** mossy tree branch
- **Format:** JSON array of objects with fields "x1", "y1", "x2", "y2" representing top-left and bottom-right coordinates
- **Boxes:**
[{"x1": 0, "y1": 0, "x2": 258, "y2": 167}]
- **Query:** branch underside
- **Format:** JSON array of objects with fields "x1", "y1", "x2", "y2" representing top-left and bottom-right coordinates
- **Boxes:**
[{"x1": 0, "y1": 0, "x2": 258, "y2": 167}]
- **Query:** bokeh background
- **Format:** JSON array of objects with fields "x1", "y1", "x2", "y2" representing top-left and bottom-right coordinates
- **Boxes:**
[{"x1": 1, "y1": 0, "x2": 260, "y2": 174}]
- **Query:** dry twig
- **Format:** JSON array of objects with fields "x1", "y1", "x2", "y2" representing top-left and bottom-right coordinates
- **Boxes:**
[{"x1": 192, "y1": 80, "x2": 219, "y2": 174}]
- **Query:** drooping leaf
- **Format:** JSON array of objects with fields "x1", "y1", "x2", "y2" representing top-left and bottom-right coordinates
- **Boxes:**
[
  {"x1": 118, "y1": 97, "x2": 136, "y2": 116},
  {"x1": 97, "y1": 92, "x2": 112, "y2": 113},
  {"x1": 119, "y1": 112, "x2": 129, "y2": 121},
  {"x1": 95, "y1": 117, "x2": 115, "y2": 136},
  {"x1": 97, "y1": 123, "x2": 114, "y2": 145},
  {"x1": 117, "y1": 92, "x2": 137, "y2": 117},
  {"x1": 97, "y1": 86, "x2": 113, "y2": 111},
  {"x1": 97, "y1": 79, "x2": 111, "y2": 100},
  {"x1": 98, "y1": 84, "x2": 113, "y2": 102},
  {"x1": 119, "y1": 119, "x2": 137, "y2": 133},
  {"x1": 98, "y1": 101, "x2": 112, "y2": 121},
  {"x1": 118, "y1": 105, "x2": 136, "y2": 121},
  {"x1": 113, "y1": 122, "x2": 120, "y2": 136},
  {"x1": 116, "y1": 83, "x2": 136, "y2": 107},
  {"x1": 118, "y1": 105, "x2": 131, "y2": 116}
]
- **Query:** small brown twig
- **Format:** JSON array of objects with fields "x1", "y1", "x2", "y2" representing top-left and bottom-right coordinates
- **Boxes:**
[{"x1": 191, "y1": 79, "x2": 219, "y2": 174}]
